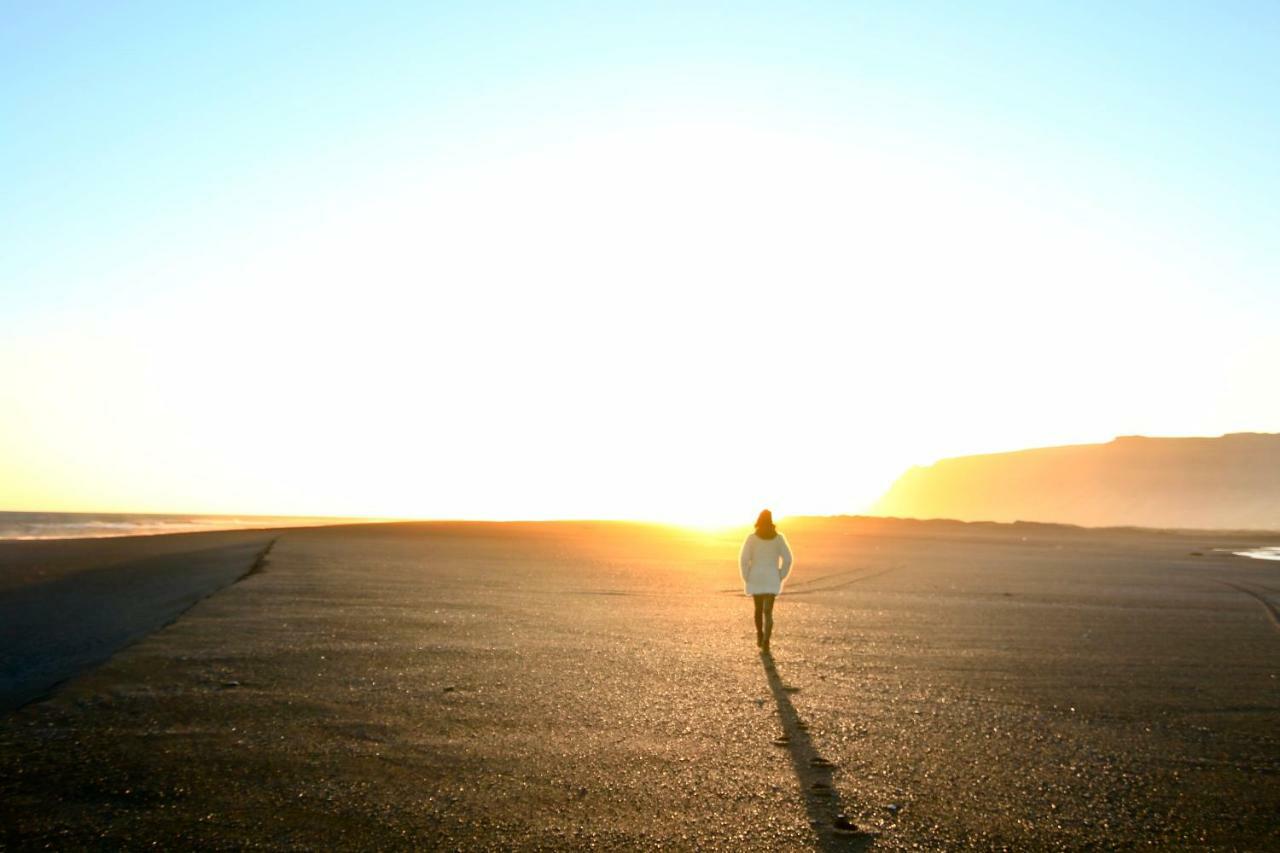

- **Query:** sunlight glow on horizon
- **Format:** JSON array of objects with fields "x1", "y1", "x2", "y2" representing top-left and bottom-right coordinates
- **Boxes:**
[{"x1": 3, "y1": 3, "x2": 1278, "y2": 522}]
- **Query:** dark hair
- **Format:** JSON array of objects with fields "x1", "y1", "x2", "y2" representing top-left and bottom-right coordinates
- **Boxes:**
[{"x1": 755, "y1": 509, "x2": 777, "y2": 540}]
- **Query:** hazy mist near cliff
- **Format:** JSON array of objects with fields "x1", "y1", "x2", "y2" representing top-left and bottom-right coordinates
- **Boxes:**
[{"x1": 873, "y1": 433, "x2": 1280, "y2": 531}]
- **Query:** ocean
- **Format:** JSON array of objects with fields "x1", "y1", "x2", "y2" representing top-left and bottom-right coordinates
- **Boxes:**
[
  {"x1": 1234, "y1": 546, "x2": 1280, "y2": 561},
  {"x1": 0, "y1": 511, "x2": 361, "y2": 541}
]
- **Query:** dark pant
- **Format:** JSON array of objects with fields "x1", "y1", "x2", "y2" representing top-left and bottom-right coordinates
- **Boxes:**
[{"x1": 753, "y1": 594, "x2": 776, "y2": 644}]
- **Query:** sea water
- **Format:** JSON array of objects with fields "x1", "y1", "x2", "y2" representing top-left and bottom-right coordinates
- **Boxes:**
[
  {"x1": 0, "y1": 511, "x2": 355, "y2": 541},
  {"x1": 1233, "y1": 546, "x2": 1280, "y2": 561}
]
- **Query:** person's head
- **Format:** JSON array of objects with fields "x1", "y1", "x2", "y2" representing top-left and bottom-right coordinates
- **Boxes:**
[{"x1": 755, "y1": 509, "x2": 777, "y2": 539}]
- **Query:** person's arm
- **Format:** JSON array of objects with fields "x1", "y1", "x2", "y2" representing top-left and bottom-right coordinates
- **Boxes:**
[
  {"x1": 739, "y1": 536, "x2": 754, "y2": 582},
  {"x1": 778, "y1": 535, "x2": 793, "y2": 581}
]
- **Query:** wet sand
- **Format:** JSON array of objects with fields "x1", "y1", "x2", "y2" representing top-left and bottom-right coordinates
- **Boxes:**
[{"x1": 1, "y1": 518, "x2": 1278, "y2": 849}]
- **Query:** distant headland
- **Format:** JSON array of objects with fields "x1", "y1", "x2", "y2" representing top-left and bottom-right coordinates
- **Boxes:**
[{"x1": 872, "y1": 433, "x2": 1280, "y2": 531}]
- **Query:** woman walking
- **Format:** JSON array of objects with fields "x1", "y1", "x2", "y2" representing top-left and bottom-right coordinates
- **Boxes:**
[{"x1": 740, "y1": 509, "x2": 793, "y2": 653}]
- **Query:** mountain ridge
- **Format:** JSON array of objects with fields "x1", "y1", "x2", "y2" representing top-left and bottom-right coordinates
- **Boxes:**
[{"x1": 872, "y1": 433, "x2": 1280, "y2": 531}]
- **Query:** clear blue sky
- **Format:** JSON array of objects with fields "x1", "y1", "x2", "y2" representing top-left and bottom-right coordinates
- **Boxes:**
[{"x1": 3, "y1": 2, "x2": 1278, "y2": 518}]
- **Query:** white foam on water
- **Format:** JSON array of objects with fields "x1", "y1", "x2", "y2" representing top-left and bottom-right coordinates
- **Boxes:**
[
  {"x1": 0, "y1": 511, "x2": 370, "y2": 541},
  {"x1": 1232, "y1": 546, "x2": 1280, "y2": 561}
]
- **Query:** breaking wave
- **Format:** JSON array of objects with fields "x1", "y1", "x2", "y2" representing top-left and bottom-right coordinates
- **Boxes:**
[{"x1": 0, "y1": 511, "x2": 361, "y2": 541}]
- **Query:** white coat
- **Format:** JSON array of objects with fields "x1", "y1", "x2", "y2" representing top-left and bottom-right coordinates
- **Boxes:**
[{"x1": 740, "y1": 532, "x2": 793, "y2": 595}]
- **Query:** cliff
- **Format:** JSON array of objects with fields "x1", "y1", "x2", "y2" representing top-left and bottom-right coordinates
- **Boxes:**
[{"x1": 872, "y1": 433, "x2": 1280, "y2": 531}]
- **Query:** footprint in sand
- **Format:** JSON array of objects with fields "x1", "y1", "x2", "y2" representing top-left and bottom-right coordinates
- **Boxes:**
[{"x1": 832, "y1": 814, "x2": 860, "y2": 835}]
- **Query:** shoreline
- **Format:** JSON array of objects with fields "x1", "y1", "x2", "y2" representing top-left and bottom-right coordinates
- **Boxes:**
[
  {"x1": 0, "y1": 511, "x2": 389, "y2": 543},
  {"x1": 7, "y1": 511, "x2": 1280, "y2": 544}
]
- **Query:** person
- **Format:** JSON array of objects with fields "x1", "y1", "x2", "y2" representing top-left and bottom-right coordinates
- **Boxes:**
[{"x1": 739, "y1": 509, "x2": 793, "y2": 653}]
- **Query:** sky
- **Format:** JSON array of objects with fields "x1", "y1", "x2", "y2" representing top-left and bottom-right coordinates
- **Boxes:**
[{"x1": 2, "y1": 1, "x2": 1278, "y2": 524}]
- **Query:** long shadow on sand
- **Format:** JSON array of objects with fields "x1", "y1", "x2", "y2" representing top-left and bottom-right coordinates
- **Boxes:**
[{"x1": 761, "y1": 653, "x2": 874, "y2": 851}]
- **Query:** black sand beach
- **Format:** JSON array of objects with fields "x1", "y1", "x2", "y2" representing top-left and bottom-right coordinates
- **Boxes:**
[
  {"x1": 1, "y1": 519, "x2": 1278, "y2": 849},
  {"x1": 0, "y1": 530, "x2": 278, "y2": 713}
]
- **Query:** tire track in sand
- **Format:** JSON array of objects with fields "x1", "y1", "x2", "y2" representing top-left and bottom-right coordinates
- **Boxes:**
[
  {"x1": 1216, "y1": 580, "x2": 1280, "y2": 632},
  {"x1": 719, "y1": 564, "x2": 900, "y2": 596},
  {"x1": 784, "y1": 565, "x2": 899, "y2": 597}
]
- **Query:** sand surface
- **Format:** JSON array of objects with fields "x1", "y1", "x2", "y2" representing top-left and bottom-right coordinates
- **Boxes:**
[
  {"x1": 0, "y1": 530, "x2": 277, "y2": 712},
  {"x1": 1, "y1": 518, "x2": 1278, "y2": 849}
]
